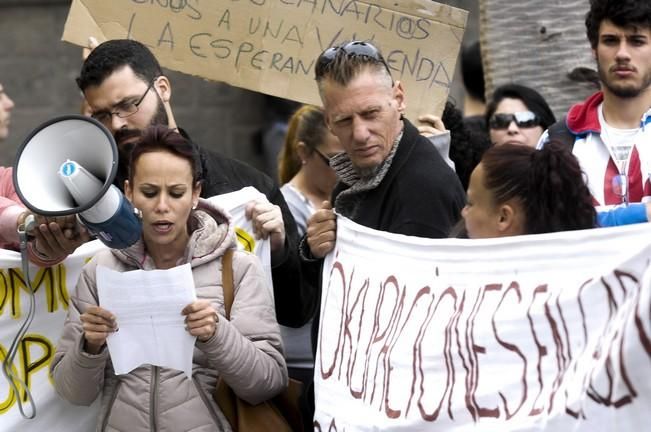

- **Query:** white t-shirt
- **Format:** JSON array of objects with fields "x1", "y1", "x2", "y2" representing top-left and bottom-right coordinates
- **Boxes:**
[{"x1": 599, "y1": 104, "x2": 638, "y2": 173}]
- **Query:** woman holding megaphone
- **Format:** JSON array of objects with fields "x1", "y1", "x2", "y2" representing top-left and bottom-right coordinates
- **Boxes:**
[{"x1": 50, "y1": 125, "x2": 287, "y2": 431}]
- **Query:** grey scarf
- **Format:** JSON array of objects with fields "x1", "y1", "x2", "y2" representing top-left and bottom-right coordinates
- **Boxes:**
[{"x1": 330, "y1": 129, "x2": 403, "y2": 218}]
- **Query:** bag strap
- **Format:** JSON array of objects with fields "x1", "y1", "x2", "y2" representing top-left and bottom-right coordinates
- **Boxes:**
[
  {"x1": 222, "y1": 248, "x2": 235, "y2": 320},
  {"x1": 547, "y1": 116, "x2": 576, "y2": 150}
]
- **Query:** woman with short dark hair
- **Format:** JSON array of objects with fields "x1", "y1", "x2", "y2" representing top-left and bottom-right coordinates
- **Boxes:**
[
  {"x1": 52, "y1": 125, "x2": 287, "y2": 431},
  {"x1": 485, "y1": 84, "x2": 556, "y2": 147}
]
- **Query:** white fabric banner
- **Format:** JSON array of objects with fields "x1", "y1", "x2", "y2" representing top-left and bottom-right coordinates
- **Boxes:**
[
  {"x1": 0, "y1": 240, "x2": 105, "y2": 432},
  {"x1": 315, "y1": 217, "x2": 651, "y2": 431},
  {"x1": 0, "y1": 187, "x2": 269, "y2": 431}
]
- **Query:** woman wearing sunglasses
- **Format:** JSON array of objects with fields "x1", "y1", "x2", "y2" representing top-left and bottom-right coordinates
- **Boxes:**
[
  {"x1": 276, "y1": 104, "x2": 343, "y2": 431},
  {"x1": 485, "y1": 84, "x2": 556, "y2": 147},
  {"x1": 278, "y1": 105, "x2": 343, "y2": 235}
]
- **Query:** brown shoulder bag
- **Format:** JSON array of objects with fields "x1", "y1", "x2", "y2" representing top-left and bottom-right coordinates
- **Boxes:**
[{"x1": 213, "y1": 248, "x2": 305, "y2": 432}]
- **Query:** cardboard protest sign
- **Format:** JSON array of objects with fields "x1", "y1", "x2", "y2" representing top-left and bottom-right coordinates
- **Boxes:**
[
  {"x1": 316, "y1": 218, "x2": 651, "y2": 431},
  {"x1": 62, "y1": 0, "x2": 467, "y2": 119}
]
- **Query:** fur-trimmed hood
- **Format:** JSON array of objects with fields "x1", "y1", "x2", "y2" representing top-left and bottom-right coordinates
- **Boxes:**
[{"x1": 110, "y1": 198, "x2": 236, "y2": 269}]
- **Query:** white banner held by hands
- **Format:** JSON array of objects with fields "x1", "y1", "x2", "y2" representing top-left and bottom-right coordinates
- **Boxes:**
[
  {"x1": 0, "y1": 241, "x2": 106, "y2": 432},
  {"x1": 315, "y1": 217, "x2": 651, "y2": 431}
]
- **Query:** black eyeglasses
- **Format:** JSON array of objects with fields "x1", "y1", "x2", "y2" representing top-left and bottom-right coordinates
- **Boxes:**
[
  {"x1": 91, "y1": 78, "x2": 157, "y2": 126},
  {"x1": 315, "y1": 41, "x2": 391, "y2": 79},
  {"x1": 489, "y1": 111, "x2": 541, "y2": 130}
]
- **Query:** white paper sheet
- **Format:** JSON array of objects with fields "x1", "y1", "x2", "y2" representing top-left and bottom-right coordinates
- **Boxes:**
[{"x1": 96, "y1": 264, "x2": 197, "y2": 377}]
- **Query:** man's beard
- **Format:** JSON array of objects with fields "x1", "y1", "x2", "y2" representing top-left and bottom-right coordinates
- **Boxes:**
[
  {"x1": 113, "y1": 96, "x2": 169, "y2": 190},
  {"x1": 598, "y1": 60, "x2": 651, "y2": 98}
]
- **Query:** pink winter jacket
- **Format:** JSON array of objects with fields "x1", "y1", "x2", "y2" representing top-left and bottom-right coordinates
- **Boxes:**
[
  {"x1": 0, "y1": 166, "x2": 25, "y2": 250},
  {"x1": 0, "y1": 166, "x2": 63, "y2": 266},
  {"x1": 50, "y1": 199, "x2": 288, "y2": 431}
]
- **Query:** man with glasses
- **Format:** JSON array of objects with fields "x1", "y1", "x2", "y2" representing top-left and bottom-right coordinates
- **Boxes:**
[
  {"x1": 299, "y1": 40, "x2": 465, "y2": 340},
  {"x1": 540, "y1": 0, "x2": 651, "y2": 225},
  {"x1": 42, "y1": 39, "x2": 310, "y2": 328}
]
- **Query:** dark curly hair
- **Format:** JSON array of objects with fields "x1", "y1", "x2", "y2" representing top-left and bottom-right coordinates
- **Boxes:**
[
  {"x1": 586, "y1": 0, "x2": 651, "y2": 49},
  {"x1": 77, "y1": 39, "x2": 163, "y2": 91},
  {"x1": 480, "y1": 141, "x2": 596, "y2": 234},
  {"x1": 442, "y1": 100, "x2": 491, "y2": 190}
]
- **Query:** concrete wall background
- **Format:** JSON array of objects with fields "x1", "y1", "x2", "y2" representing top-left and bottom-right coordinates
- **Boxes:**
[{"x1": 0, "y1": 0, "x2": 479, "y2": 173}]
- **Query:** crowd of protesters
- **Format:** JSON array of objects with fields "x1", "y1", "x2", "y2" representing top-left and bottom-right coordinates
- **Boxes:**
[{"x1": 0, "y1": 0, "x2": 649, "y2": 429}]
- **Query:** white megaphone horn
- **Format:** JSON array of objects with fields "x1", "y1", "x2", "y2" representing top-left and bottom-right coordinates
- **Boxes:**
[{"x1": 13, "y1": 115, "x2": 142, "y2": 249}]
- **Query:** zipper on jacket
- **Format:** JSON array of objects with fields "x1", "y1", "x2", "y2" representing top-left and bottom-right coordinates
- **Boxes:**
[
  {"x1": 192, "y1": 376, "x2": 222, "y2": 428},
  {"x1": 101, "y1": 380, "x2": 123, "y2": 432},
  {"x1": 150, "y1": 365, "x2": 160, "y2": 432}
]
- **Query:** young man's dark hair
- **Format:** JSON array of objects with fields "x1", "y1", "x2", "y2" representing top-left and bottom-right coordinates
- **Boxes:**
[
  {"x1": 76, "y1": 39, "x2": 162, "y2": 91},
  {"x1": 585, "y1": 0, "x2": 651, "y2": 49}
]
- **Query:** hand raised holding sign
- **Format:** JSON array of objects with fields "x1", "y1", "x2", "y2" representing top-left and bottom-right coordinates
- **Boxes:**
[
  {"x1": 80, "y1": 36, "x2": 99, "y2": 116},
  {"x1": 417, "y1": 114, "x2": 447, "y2": 137}
]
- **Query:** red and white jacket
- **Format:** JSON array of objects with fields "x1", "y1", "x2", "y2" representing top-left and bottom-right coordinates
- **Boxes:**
[{"x1": 564, "y1": 91, "x2": 651, "y2": 205}]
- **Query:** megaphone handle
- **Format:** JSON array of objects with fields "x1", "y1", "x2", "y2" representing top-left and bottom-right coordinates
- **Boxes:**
[
  {"x1": 17, "y1": 213, "x2": 36, "y2": 236},
  {"x1": 75, "y1": 213, "x2": 96, "y2": 240}
]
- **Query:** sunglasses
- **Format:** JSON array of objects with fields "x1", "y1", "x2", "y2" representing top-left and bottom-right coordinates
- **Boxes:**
[
  {"x1": 489, "y1": 111, "x2": 541, "y2": 130},
  {"x1": 313, "y1": 148, "x2": 331, "y2": 165},
  {"x1": 315, "y1": 41, "x2": 391, "y2": 79}
]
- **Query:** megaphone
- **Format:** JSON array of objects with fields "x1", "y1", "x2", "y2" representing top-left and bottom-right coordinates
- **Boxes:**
[{"x1": 13, "y1": 115, "x2": 142, "y2": 249}]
